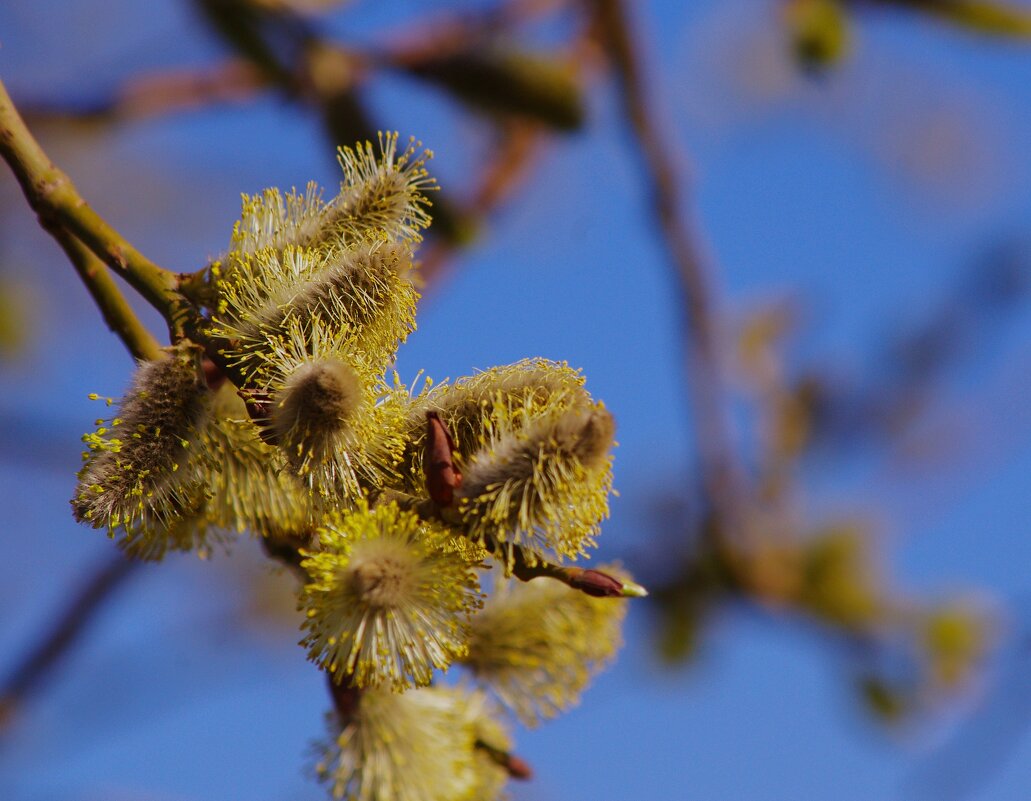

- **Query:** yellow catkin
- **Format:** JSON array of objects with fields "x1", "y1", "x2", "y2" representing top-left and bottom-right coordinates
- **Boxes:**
[
  {"x1": 299, "y1": 501, "x2": 483, "y2": 690},
  {"x1": 461, "y1": 572, "x2": 628, "y2": 726},
  {"x1": 312, "y1": 686, "x2": 480, "y2": 801},
  {"x1": 72, "y1": 344, "x2": 208, "y2": 539}
]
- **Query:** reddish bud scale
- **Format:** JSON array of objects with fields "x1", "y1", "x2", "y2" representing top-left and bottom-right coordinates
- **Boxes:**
[
  {"x1": 567, "y1": 568, "x2": 625, "y2": 598},
  {"x1": 425, "y1": 411, "x2": 462, "y2": 506},
  {"x1": 505, "y1": 754, "x2": 534, "y2": 781}
]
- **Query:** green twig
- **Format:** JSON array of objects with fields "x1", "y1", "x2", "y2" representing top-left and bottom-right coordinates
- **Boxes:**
[
  {"x1": 50, "y1": 227, "x2": 162, "y2": 361},
  {"x1": 0, "y1": 78, "x2": 192, "y2": 337}
]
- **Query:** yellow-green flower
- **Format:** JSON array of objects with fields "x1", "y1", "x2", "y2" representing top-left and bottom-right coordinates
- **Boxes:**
[
  {"x1": 263, "y1": 319, "x2": 406, "y2": 503},
  {"x1": 213, "y1": 239, "x2": 418, "y2": 379},
  {"x1": 299, "y1": 501, "x2": 483, "y2": 689},
  {"x1": 456, "y1": 689, "x2": 513, "y2": 801},
  {"x1": 115, "y1": 385, "x2": 314, "y2": 561},
  {"x1": 231, "y1": 133, "x2": 434, "y2": 259},
  {"x1": 72, "y1": 344, "x2": 209, "y2": 537},
  {"x1": 461, "y1": 573, "x2": 628, "y2": 725},
  {"x1": 456, "y1": 398, "x2": 615, "y2": 564},
  {"x1": 394, "y1": 359, "x2": 587, "y2": 493},
  {"x1": 312, "y1": 686, "x2": 476, "y2": 801}
]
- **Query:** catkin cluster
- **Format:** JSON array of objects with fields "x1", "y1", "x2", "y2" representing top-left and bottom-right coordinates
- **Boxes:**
[{"x1": 71, "y1": 134, "x2": 638, "y2": 801}]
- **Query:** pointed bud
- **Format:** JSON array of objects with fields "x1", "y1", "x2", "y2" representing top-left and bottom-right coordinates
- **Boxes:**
[
  {"x1": 620, "y1": 578, "x2": 649, "y2": 598},
  {"x1": 568, "y1": 568, "x2": 625, "y2": 598},
  {"x1": 505, "y1": 753, "x2": 534, "y2": 781},
  {"x1": 425, "y1": 411, "x2": 462, "y2": 506}
]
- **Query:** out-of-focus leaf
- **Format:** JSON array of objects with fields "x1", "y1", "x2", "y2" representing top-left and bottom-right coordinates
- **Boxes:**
[
  {"x1": 871, "y1": 0, "x2": 1031, "y2": 38},
  {"x1": 797, "y1": 524, "x2": 880, "y2": 629},
  {"x1": 857, "y1": 674, "x2": 910, "y2": 722},
  {"x1": 785, "y1": 0, "x2": 852, "y2": 72},
  {"x1": 921, "y1": 602, "x2": 990, "y2": 688},
  {"x1": 403, "y1": 48, "x2": 585, "y2": 131}
]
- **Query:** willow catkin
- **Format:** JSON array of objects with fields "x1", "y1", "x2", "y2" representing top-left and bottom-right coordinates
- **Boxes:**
[{"x1": 73, "y1": 345, "x2": 208, "y2": 535}]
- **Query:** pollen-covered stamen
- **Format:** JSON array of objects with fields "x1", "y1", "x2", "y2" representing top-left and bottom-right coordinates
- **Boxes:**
[
  {"x1": 311, "y1": 686, "x2": 478, "y2": 801},
  {"x1": 240, "y1": 317, "x2": 405, "y2": 503},
  {"x1": 214, "y1": 241, "x2": 417, "y2": 380},
  {"x1": 72, "y1": 346, "x2": 209, "y2": 534},
  {"x1": 318, "y1": 133, "x2": 436, "y2": 248},
  {"x1": 227, "y1": 134, "x2": 435, "y2": 261},
  {"x1": 299, "y1": 501, "x2": 482, "y2": 690},
  {"x1": 396, "y1": 359, "x2": 588, "y2": 494},
  {"x1": 457, "y1": 403, "x2": 616, "y2": 563},
  {"x1": 272, "y1": 356, "x2": 363, "y2": 470}
]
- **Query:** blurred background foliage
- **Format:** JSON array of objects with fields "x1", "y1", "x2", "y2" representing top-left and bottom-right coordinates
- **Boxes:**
[{"x1": 2, "y1": 0, "x2": 1031, "y2": 799}]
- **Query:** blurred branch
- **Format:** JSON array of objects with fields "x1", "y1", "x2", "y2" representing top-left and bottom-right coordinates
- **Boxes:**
[
  {"x1": 862, "y1": 0, "x2": 1031, "y2": 37},
  {"x1": 588, "y1": 0, "x2": 744, "y2": 544},
  {"x1": 0, "y1": 554, "x2": 138, "y2": 736},
  {"x1": 22, "y1": 61, "x2": 265, "y2": 125}
]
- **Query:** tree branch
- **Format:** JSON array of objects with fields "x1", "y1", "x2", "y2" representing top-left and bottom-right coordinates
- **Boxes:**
[
  {"x1": 49, "y1": 227, "x2": 162, "y2": 361},
  {"x1": 0, "y1": 553, "x2": 138, "y2": 735},
  {"x1": 0, "y1": 78, "x2": 191, "y2": 335},
  {"x1": 589, "y1": 0, "x2": 746, "y2": 546}
]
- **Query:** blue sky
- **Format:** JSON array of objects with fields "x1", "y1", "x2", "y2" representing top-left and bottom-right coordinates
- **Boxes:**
[{"x1": 2, "y1": 2, "x2": 1031, "y2": 800}]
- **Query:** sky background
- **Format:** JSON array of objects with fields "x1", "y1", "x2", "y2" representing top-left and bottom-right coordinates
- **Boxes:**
[{"x1": 2, "y1": 1, "x2": 1031, "y2": 799}]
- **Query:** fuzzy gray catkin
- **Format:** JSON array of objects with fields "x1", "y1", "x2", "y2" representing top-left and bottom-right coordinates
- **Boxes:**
[{"x1": 73, "y1": 345, "x2": 208, "y2": 534}]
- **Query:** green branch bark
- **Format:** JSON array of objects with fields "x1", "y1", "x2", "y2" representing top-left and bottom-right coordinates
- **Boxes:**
[
  {"x1": 0, "y1": 78, "x2": 192, "y2": 337},
  {"x1": 50, "y1": 227, "x2": 162, "y2": 361}
]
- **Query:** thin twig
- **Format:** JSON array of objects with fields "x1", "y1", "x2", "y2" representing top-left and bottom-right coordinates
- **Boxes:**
[
  {"x1": 49, "y1": 227, "x2": 162, "y2": 361},
  {"x1": 589, "y1": 0, "x2": 745, "y2": 546},
  {"x1": 0, "y1": 78, "x2": 190, "y2": 333},
  {"x1": 0, "y1": 553, "x2": 138, "y2": 735}
]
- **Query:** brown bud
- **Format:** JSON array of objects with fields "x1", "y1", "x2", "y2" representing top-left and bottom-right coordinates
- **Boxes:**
[
  {"x1": 326, "y1": 671, "x2": 361, "y2": 722},
  {"x1": 568, "y1": 568, "x2": 625, "y2": 598},
  {"x1": 476, "y1": 739, "x2": 534, "y2": 781},
  {"x1": 201, "y1": 356, "x2": 227, "y2": 392},
  {"x1": 425, "y1": 411, "x2": 462, "y2": 506},
  {"x1": 505, "y1": 753, "x2": 533, "y2": 781}
]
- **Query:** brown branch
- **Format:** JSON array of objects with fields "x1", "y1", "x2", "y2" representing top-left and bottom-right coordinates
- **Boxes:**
[
  {"x1": 0, "y1": 553, "x2": 138, "y2": 735},
  {"x1": 22, "y1": 61, "x2": 267, "y2": 125},
  {"x1": 508, "y1": 555, "x2": 649, "y2": 598},
  {"x1": 588, "y1": 0, "x2": 745, "y2": 545}
]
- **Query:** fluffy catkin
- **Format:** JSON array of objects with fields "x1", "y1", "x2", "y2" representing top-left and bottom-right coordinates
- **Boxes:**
[
  {"x1": 214, "y1": 240, "x2": 417, "y2": 380},
  {"x1": 298, "y1": 501, "x2": 483, "y2": 689},
  {"x1": 272, "y1": 356, "x2": 364, "y2": 473},
  {"x1": 456, "y1": 400, "x2": 616, "y2": 564},
  {"x1": 229, "y1": 133, "x2": 434, "y2": 263},
  {"x1": 461, "y1": 572, "x2": 628, "y2": 726},
  {"x1": 72, "y1": 346, "x2": 208, "y2": 535},
  {"x1": 258, "y1": 318, "x2": 406, "y2": 503},
  {"x1": 393, "y1": 358, "x2": 588, "y2": 495},
  {"x1": 311, "y1": 686, "x2": 478, "y2": 801}
]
